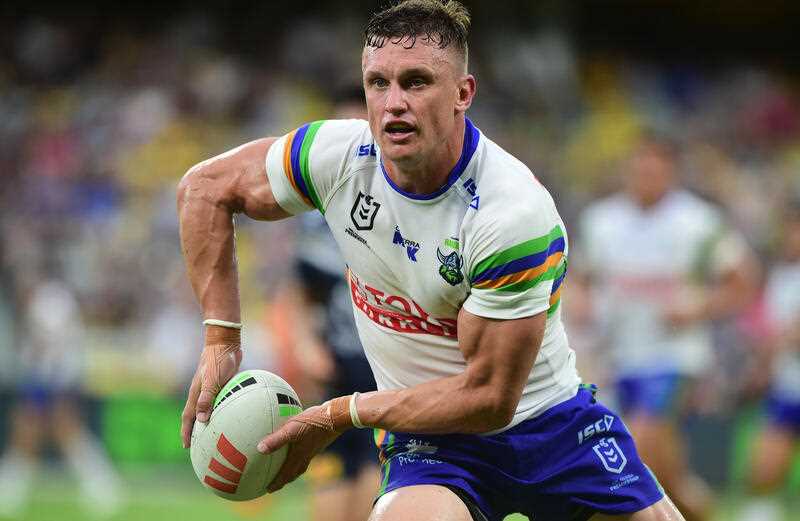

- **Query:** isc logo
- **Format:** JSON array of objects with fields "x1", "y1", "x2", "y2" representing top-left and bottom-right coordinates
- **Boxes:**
[
  {"x1": 203, "y1": 433, "x2": 248, "y2": 494},
  {"x1": 577, "y1": 414, "x2": 615, "y2": 445}
]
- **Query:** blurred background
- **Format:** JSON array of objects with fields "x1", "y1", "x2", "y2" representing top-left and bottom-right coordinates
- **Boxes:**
[{"x1": 1, "y1": 1, "x2": 799, "y2": 520}]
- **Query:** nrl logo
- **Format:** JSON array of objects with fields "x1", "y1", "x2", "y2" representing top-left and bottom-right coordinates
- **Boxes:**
[
  {"x1": 592, "y1": 437, "x2": 628, "y2": 474},
  {"x1": 350, "y1": 191, "x2": 381, "y2": 231},
  {"x1": 436, "y1": 247, "x2": 464, "y2": 286}
]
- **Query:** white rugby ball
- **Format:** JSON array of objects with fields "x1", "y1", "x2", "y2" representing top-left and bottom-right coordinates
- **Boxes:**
[{"x1": 190, "y1": 369, "x2": 302, "y2": 501}]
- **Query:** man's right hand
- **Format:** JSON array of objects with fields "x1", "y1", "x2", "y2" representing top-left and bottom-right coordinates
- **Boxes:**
[{"x1": 181, "y1": 325, "x2": 243, "y2": 448}]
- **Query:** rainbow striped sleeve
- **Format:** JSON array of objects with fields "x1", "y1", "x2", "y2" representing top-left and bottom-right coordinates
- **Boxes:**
[
  {"x1": 280, "y1": 121, "x2": 325, "y2": 212},
  {"x1": 470, "y1": 225, "x2": 567, "y2": 315}
]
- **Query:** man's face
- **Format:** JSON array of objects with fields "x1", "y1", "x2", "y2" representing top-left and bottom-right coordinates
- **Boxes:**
[
  {"x1": 624, "y1": 144, "x2": 676, "y2": 208},
  {"x1": 362, "y1": 40, "x2": 470, "y2": 166}
]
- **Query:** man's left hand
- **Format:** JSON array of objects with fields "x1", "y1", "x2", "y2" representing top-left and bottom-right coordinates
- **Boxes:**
[{"x1": 257, "y1": 396, "x2": 352, "y2": 493}]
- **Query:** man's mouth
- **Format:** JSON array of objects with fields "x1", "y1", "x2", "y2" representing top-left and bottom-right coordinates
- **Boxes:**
[{"x1": 384, "y1": 122, "x2": 416, "y2": 141}]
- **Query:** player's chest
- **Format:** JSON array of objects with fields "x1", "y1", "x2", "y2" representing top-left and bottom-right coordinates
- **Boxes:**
[
  {"x1": 601, "y1": 211, "x2": 703, "y2": 273},
  {"x1": 324, "y1": 178, "x2": 470, "y2": 317}
]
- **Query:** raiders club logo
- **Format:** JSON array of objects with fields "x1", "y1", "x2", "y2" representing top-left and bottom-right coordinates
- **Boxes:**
[
  {"x1": 351, "y1": 192, "x2": 381, "y2": 231},
  {"x1": 437, "y1": 247, "x2": 464, "y2": 286}
]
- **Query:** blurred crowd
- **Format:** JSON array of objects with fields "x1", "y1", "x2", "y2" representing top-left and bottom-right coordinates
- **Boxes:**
[{"x1": 1, "y1": 6, "x2": 799, "y2": 502}]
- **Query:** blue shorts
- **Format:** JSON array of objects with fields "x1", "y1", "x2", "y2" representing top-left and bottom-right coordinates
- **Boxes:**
[
  {"x1": 373, "y1": 387, "x2": 664, "y2": 521},
  {"x1": 615, "y1": 373, "x2": 687, "y2": 418},
  {"x1": 16, "y1": 382, "x2": 78, "y2": 410},
  {"x1": 765, "y1": 392, "x2": 800, "y2": 434}
]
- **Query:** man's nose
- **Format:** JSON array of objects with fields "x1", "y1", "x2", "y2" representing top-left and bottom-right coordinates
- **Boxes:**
[{"x1": 384, "y1": 83, "x2": 407, "y2": 114}]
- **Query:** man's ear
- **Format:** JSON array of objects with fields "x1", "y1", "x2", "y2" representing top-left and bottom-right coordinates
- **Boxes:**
[{"x1": 455, "y1": 75, "x2": 476, "y2": 114}]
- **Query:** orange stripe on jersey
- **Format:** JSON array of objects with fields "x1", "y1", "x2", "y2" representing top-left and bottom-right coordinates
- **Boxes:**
[
  {"x1": 282, "y1": 130, "x2": 314, "y2": 207},
  {"x1": 473, "y1": 251, "x2": 564, "y2": 290},
  {"x1": 549, "y1": 284, "x2": 562, "y2": 307},
  {"x1": 282, "y1": 130, "x2": 297, "y2": 188}
]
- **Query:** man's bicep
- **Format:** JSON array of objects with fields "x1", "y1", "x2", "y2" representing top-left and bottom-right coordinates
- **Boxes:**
[
  {"x1": 236, "y1": 137, "x2": 292, "y2": 221},
  {"x1": 458, "y1": 308, "x2": 545, "y2": 402},
  {"x1": 181, "y1": 137, "x2": 291, "y2": 222}
]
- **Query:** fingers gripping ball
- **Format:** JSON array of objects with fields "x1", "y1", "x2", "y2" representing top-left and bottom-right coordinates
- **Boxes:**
[{"x1": 190, "y1": 370, "x2": 302, "y2": 501}]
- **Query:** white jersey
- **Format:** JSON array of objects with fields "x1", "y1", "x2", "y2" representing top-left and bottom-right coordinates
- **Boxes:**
[
  {"x1": 580, "y1": 190, "x2": 748, "y2": 376},
  {"x1": 266, "y1": 118, "x2": 580, "y2": 431},
  {"x1": 763, "y1": 262, "x2": 800, "y2": 400}
]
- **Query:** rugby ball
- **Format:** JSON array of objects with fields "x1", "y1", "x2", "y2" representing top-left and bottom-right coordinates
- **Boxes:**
[{"x1": 190, "y1": 369, "x2": 302, "y2": 501}]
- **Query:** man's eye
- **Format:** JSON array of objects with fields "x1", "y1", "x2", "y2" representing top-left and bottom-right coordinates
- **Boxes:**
[
  {"x1": 409, "y1": 78, "x2": 426, "y2": 88},
  {"x1": 372, "y1": 78, "x2": 389, "y2": 88}
]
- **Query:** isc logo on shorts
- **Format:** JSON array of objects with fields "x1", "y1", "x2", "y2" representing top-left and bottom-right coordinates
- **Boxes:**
[{"x1": 577, "y1": 414, "x2": 615, "y2": 445}]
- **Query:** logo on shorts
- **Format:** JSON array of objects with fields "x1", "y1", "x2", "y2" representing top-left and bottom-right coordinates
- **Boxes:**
[
  {"x1": 351, "y1": 192, "x2": 381, "y2": 231},
  {"x1": 592, "y1": 437, "x2": 627, "y2": 474},
  {"x1": 578, "y1": 414, "x2": 615, "y2": 445},
  {"x1": 404, "y1": 440, "x2": 438, "y2": 455}
]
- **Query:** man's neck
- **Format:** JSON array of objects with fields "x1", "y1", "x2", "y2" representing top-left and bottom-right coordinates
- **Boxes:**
[{"x1": 383, "y1": 118, "x2": 466, "y2": 195}]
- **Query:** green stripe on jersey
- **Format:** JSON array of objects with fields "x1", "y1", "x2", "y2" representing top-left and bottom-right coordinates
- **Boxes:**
[
  {"x1": 469, "y1": 225, "x2": 563, "y2": 281},
  {"x1": 299, "y1": 121, "x2": 325, "y2": 213}
]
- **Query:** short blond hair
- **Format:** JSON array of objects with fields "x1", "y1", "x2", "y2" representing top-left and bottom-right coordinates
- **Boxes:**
[{"x1": 364, "y1": 0, "x2": 471, "y2": 68}]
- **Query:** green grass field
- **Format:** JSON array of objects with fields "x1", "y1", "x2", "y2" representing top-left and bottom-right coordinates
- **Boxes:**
[
  {"x1": 12, "y1": 464, "x2": 800, "y2": 521},
  {"x1": 13, "y1": 465, "x2": 306, "y2": 521},
  {"x1": 6, "y1": 396, "x2": 798, "y2": 521}
]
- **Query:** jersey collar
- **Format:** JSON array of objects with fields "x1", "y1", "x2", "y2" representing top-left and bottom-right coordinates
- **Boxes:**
[{"x1": 380, "y1": 117, "x2": 480, "y2": 201}]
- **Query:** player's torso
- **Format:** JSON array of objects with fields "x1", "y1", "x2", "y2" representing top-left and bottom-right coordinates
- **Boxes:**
[
  {"x1": 269, "y1": 118, "x2": 580, "y2": 419},
  {"x1": 595, "y1": 191, "x2": 714, "y2": 285},
  {"x1": 587, "y1": 190, "x2": 719, "y2": 373},
  {"x1": 322, "y1": 159, "x2": 475, "y2": 337}
]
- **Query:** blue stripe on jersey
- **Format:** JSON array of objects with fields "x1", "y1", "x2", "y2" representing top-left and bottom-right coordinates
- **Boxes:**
[{"x1": 290, "y1": 123, "x2": 312, "y2": 202}]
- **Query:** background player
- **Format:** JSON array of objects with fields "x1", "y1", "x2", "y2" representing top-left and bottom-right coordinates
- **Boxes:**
[
  {"x1": 738, "y1": 203, "x2": 800, "y2": 521},
  {"x1": 178, "y1": 1, "x2": 685, "y2": 519},
  {"x1": 576, "y1": 135, "x2": 759, "y2": 521},
  {"x1": 0, "y1": 275, "x2": 122, "y2": 518}
]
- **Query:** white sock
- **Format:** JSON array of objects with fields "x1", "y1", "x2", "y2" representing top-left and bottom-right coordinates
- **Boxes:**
[
  {"x1": 0, "y1": 450, "x2": 36, "y2": 516},
  {"x1": 62, "y1": 433, "x2": 124, "y2": 517}
]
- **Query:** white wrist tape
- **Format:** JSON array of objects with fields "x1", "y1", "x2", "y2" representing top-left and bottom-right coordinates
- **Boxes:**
[
  {"x1": 203, "y1": 319, "x2": 243, "y2": 330},
  {"x1": 349, "y1": 392, "x2": 365, "y2": 429}
]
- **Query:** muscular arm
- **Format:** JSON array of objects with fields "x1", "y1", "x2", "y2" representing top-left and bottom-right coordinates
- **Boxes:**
[
  {"x1": 177, "y1": 137, "x2": 290, "y2": 445},
  {"x1": 666, "y1": 250, "x2": 760, "y2": 328},
  {"x1": 177, "y1": 137, "x2": 288, "y2": 322},
  {"x1": 356, "y1": 308, "x2": 545, "y2": 434},
  {"x1": 260, "y1": 307, "x2": 545, "y2": 491}
]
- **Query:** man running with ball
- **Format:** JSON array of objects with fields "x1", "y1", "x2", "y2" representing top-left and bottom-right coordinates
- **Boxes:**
[{"x1": 178, "y1": 1, "x2": 684, "y2": 519}]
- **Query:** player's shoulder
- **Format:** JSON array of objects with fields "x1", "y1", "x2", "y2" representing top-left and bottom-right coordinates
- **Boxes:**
[
  {"x1": 665, "y1": 189, "x2": 724, "y2": 229},
  {"x1": 668, "y1": 188, "x2": 718, "y2": 213},
  {"x1": 582, "y1": 192, "x2": 630, "y2": 219},
  {"x1": 309, "y1": 119, "x2": 373, "y2": 154},
  {"x1": 463, "y1": 136, "x2": 564, "y2": 258},
  {"x1": 470, "y1": 135, "x2": 556, "y2": 217}
]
